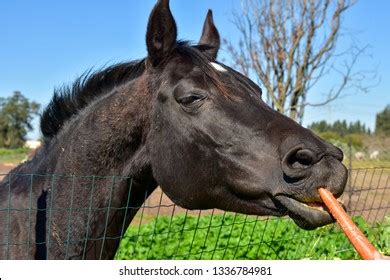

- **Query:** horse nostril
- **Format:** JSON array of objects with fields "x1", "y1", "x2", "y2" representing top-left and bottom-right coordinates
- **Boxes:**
[
  {"x1": 295, "y1": 149, "x2": 316, "y2": 166},
  {"x1": 282, "y1": 146, "x2": 319, "y2": 179},
  {"x1": 286, "y1": 148, "x2": 317, "y2": 170}
]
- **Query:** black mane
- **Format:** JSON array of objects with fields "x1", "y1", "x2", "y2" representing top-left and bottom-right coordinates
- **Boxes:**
[{"x1": 40, "y1": 59, "x2": 146, "y2": 138}]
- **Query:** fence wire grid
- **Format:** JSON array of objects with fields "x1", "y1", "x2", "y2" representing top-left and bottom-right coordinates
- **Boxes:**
[{"x1": 0, "y1": 168, "x2": 389, "y2": 260}]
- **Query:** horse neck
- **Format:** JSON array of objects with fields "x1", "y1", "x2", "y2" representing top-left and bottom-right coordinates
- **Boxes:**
[
  {"x1": 50, "y1": 76, "x2": 151, "y2": 175},
  {"x1": 42, "y1": 76, "x2": 158, "y2": 259}
]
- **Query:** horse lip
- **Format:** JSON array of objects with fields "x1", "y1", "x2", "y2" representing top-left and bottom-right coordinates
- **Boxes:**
[{"x1": 273, "y1": 195, "x2": 338, "y2": 230}]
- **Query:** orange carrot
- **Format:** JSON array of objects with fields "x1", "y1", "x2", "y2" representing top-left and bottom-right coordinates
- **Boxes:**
[{"x1": 318, "y1": 188, "x2": 387, "y2": 260}]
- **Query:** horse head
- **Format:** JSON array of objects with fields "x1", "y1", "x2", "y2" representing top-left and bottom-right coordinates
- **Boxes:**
[{"x1": 143, "y1": 0, "x2": 347, "y2": 230}]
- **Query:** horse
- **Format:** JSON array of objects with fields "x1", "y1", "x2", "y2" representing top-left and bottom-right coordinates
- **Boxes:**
[{"x1": 0, "y1": 0, "x2": 347, "y2": 259}]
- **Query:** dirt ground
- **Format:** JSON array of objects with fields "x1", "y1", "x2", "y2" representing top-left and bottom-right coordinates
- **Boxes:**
[
  {"x1": 0, "y1": 163, "x2": 16, "y2": 180},
  {"x1": 1, "y1": 163, "x2": 389, "y2": 224}
]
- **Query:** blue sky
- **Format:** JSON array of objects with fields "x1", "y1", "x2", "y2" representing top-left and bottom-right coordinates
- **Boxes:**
[{"x1": 1, "y1": 0, "x2": 389, "y2": 139}]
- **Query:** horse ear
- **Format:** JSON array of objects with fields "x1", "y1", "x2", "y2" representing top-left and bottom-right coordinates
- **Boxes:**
[
  {"x1": 146, "y1": 0, "x2": 177, "y2": 67},
  {"x1": 199, "y1": 10, "x2": 220, "y2": 60}
]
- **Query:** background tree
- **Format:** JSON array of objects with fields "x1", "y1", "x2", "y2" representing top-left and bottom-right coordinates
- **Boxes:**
[
  {"x1": 309, "y1": 119, "x2": 369, "y2": 136},
  {"x1": 224, "y1": 0, "x2": 373, "y2": 123},
  {"x1": 375, "y1": 105, "x2": 390, "y2": 136},
  {"x1": 0, "y1": 91, "x2": 40, "y2": 148}
]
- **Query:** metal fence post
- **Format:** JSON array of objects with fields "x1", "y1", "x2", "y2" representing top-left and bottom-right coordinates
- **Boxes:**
[{"x1": 347, "y1": 140, "x2": 353, "y2": 211}]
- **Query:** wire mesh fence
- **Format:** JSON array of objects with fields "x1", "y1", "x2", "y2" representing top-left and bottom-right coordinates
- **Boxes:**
[{"x1": 0, "y1": 167, "x2": 389, "y2": 260}]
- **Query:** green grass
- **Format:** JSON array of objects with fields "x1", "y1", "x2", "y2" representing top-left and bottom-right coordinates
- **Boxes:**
[
  {"x1": 115, "y1": 214, "x2": 389, "y2": 260},
  {"x1": 0, "y1": 148, "x2": 29, "y2": 164}
]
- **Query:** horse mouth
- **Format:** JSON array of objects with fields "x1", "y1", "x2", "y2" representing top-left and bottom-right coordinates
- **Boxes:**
[{"x1": 274, "y1": 195, "x2": 344, "y2": 230}]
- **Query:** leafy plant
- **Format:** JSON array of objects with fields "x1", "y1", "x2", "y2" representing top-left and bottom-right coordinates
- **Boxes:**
[{"x1": 115, "y1": 214, "x2": 389, "y2": 260}]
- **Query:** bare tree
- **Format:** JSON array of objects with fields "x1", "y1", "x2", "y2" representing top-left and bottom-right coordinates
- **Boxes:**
[{"x1": 224, "y1": 0, "x2": 373, "y2": 123}]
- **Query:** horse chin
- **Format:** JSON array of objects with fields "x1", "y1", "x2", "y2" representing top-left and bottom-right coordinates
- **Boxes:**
[{"x1": 273, "y1": 195, "x2": 343, "y2": 230}]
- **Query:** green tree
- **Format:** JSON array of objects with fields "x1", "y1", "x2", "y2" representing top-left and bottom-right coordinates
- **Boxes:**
[
  {"x1": 0, "y1": 91, "x2": 40, "y2": 148},
  {"x1": 309, "y1": 119, "x2": 369, "y2": 136},
  {"x1": 375, "y1": 105, "x2": 390, "y2": 135},
  {"x1": 308, "y1": 120, "x2": 330, "y2": 133}
]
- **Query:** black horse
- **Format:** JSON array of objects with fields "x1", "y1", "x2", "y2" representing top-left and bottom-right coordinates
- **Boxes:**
[{"x1": 0, "y1": 0, "x2": 347, "y2": 259}]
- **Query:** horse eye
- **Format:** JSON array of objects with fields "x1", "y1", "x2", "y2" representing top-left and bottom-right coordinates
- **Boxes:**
[{"x1": 178, "y1": 94, "x2": 205, "y2": 106}]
